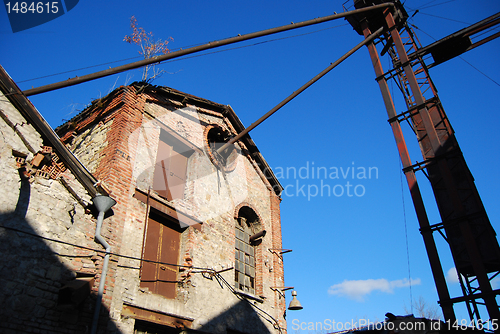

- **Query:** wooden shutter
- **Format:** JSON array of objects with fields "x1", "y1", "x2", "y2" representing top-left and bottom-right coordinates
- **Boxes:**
[
  {"x1": 167, "y1": 149, "x2": 189, "y2": 200},
  {"x1": 153, "y1": 139, "x2": 173, "y2": 200},
  {"x1": 141, "y1": 214, "x2": 161, "y2": 293},
  {"x1": 140, "y1": 211, "x2": 181, "y2": 299},
  {"x1": 152, "y1": 131, "x2": 190, "y2": 201}
]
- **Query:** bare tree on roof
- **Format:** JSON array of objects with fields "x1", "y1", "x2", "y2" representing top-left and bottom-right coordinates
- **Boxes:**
[
  {"x1": 404, "y1": 296, "x2": 442, "y2": 320},
  {"x1": 124, "y1": 16, "x2": 173, "y2": 83}
]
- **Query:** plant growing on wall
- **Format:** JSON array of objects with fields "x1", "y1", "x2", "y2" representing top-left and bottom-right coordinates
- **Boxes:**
[{"x1": 124, "y1": 16, "x2": 173, "y2": 82}]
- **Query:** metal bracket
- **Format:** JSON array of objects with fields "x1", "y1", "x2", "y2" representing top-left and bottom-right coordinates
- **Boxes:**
[
  {"x1": 270, "y1": 286, "x2": 294, "y2": 298},
  {"x1": 387, "y1": 97, "x2": 441, "y2": 124},
  {"x1": 269, "y1": 248, "x2": 292, "y2": 260}
]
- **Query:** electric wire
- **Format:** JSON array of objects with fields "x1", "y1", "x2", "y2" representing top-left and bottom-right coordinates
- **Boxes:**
[
  {"x1": 413, "y1": 0, "x2": 439, "y2": 8},
  {"x1": 400, "y1": 159, "x2": 414, "y2": 315},
  {"x1": 1, "y1": 223, "x2": 285, "y2": 331},
  {"x1": 470, "y1": 25, "x2": 500, "y2": 41},
  {"x1": 16, "y1": 55, "x2": 144, "y2": 84},
  {"x1": 415, "y1": 0, "x2": 458, "y2": 11},
  {"x1": 406, "y1": 7, "x2": 469, "y2": 25},
  {"x1": 387, "y1": 53, "x2": 414, "y2": 314},
  {"x1": 1, "y1": 223, "x2": 285, "y2": 329},
  {"x1": 156, "y1": 23, "x2": 348, "y2": 66},
  {"x1": 456, "y1": 56, "x2": 500, "y2": 87},
  {"x1": 0, "y1": 224, "x2": 213, "y2": 271},
  {"x1": 17, "y1": 23, "x2": 347, "y2": 85},
  {"x1": 405, "y1": 0, "x2": 459, "y2": 18},
  {"x1": 407, "y1": 0, "x2": 500, "y2": 86},
  {"x1": 1, "y1": 220, "x2": 285, "y2": 329},
  {"x1": 214, "y1": 272, "x2": 284, "y2": 334}
]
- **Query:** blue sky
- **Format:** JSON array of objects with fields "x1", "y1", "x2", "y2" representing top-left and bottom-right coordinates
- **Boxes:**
[{"x1": 1, "y1": 0, "x2": 500, "y2": 332}]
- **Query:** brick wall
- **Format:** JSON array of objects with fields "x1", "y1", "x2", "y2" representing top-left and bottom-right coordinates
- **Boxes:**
[{"x1": 55, "y1": 84, "x2": 286, "y2": 334}]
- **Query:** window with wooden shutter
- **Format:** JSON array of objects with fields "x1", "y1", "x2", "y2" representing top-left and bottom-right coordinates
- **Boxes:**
[
  {"x1": 152, "y1": 129, "x2": 192, "y2": 201},
  {"x1": 140, "y1": 210, "x2": 182, "y2": 299}
]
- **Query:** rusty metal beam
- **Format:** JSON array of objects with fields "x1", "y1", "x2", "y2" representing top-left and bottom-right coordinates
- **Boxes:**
[
  {"x1": 384, "y1": 10, "x2": 500, "y2": 325},
  {"x1": 467, "y1": 31, "x2": 500, "y2": 52},
  {"x1": 122, "y1": 303, "x2": 193, "y2": 329},
  {"x1": 360, "y1": 15, "x2": 456, "y2": 323},
  {"x1": 22, "y1": 3, "x2": 394, "y2": 97},
  {"x1": 405, "y1": 12, "x2": 500, "y2": 66}
]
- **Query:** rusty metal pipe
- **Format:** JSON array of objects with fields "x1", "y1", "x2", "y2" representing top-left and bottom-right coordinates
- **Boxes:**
[
  {"x1": 216, "y1": 26, "x2": 384, "y2": 154},
  {"x1": 22, "y1": 3, "x2": 393, "y2": 97}
]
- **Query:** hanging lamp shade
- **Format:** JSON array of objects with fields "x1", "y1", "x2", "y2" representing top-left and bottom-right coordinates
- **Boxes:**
[{"x1": 288, "y1": 290, "x2": 303, "y2": 310}]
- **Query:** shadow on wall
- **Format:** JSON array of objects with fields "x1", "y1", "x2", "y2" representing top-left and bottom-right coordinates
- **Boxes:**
[
  {"x1": 198, "y1": 299, "x2": 273, "y2": 334},
  {"x1": 0, "y1": 172, "x2": 121, "y2": 334},
  {"x1": 133, "y1": 298, "x2": 274, "y2": 334},
  {"x1": 0, "y1": 173, "x2": 275, "y2": 334}
]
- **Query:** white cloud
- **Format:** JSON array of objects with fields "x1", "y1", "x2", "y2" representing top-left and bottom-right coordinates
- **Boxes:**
[
  {"x1": 446, "y1": 267, "x2": 459, "y2": 284},
  {"x1": 328, "y1": 278, "x2": 421, "y2": 302}
]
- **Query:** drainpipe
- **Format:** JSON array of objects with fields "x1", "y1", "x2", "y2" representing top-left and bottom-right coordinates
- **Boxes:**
[{"x1": 90, "y1": 194, "x2": 116, "y2": 334}]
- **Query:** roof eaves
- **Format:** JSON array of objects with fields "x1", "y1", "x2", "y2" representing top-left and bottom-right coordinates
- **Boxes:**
[
  {"x1": 137, "y1": 82, "x2": 228, "y2": 113},
  {"x1": 55, "y1": 84, "x2": 126, "y2": 134},
  {"x1": 0, "y1": 65, "x2": 105, "y2": 198}
]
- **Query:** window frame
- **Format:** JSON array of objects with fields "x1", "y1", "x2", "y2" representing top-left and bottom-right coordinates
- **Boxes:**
[
  {"x1": 234, "y1": 206, "x2": 263, "y2": 296},
  {"x1": 152, "y1": 127, "x2": 199, "y2": 202},
  {"x1": 235, "y1": 216, "x2": 256, "y2": 295}
]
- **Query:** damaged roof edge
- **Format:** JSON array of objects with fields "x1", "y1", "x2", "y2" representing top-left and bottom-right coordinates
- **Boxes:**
[
  {"x1": 0, "y1": 65, "x2": 105, "y2": 198},
  {"x1": 145, "y1": 83, "x2": 284, "y2": 196},
  {"x1": 54, "y1": 82, "x2": 283, "y2": 197}
]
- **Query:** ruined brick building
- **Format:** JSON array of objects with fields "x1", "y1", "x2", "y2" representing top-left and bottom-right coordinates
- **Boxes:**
[{"x1": 0, "y1": 65, "x2": 287, "y2": 334}]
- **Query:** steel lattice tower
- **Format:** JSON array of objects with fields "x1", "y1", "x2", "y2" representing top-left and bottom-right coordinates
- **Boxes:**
[{"x1": 347, "y1": 0, "x2": 500, "y2": 330}]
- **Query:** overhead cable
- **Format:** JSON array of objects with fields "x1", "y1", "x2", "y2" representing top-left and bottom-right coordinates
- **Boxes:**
[{"x1": 18, "y1": 24, "x2": 347, "y2": 85}]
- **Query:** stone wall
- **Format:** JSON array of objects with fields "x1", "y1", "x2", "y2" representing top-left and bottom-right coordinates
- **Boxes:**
[{"x1": 0, "y1": 91, "x2": 118, "y2": 333}]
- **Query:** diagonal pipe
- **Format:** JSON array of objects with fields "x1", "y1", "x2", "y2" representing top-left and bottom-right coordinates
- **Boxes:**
[
  {"x1": 216, "y1": 26, "x2": 385, "y2": 154},
  {"x1": 23, "y1": 3, "x2": 393, "y2": 96}
]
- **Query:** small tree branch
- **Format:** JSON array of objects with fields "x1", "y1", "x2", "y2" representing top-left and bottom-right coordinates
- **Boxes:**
[{"x1": 124, "y1": 16, "x2": 173, "y2": 82}]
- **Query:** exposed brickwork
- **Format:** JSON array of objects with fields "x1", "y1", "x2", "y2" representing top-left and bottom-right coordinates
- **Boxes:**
[
  {"x1": 36, "y1": 83, "x2": 285, "y2": 334},
  {"x1": 91, "y1": 86, "x2": 147, "y2": 316},
  {"x1": 270, "y1": 191, "x2": 287, "y2": 333}
]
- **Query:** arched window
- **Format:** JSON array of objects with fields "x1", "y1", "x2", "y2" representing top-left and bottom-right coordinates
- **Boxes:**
[
  {"x1": 234, "y1": 206, "x2": 264, "y2": 295},
  {"x1": 204, "y1": 124, "x2": 239, "y2": 172}
]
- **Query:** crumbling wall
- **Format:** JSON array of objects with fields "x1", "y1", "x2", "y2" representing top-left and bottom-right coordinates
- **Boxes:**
[
  {"x1": 69, "y1": 119, "x2": 113, "y2": 174},
  {"x1": 0, "y1": 91, "x2": 118, "y2": 333},
  {"x1": 56, "y1": 85, "x2": 286, "y2": 334}
]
